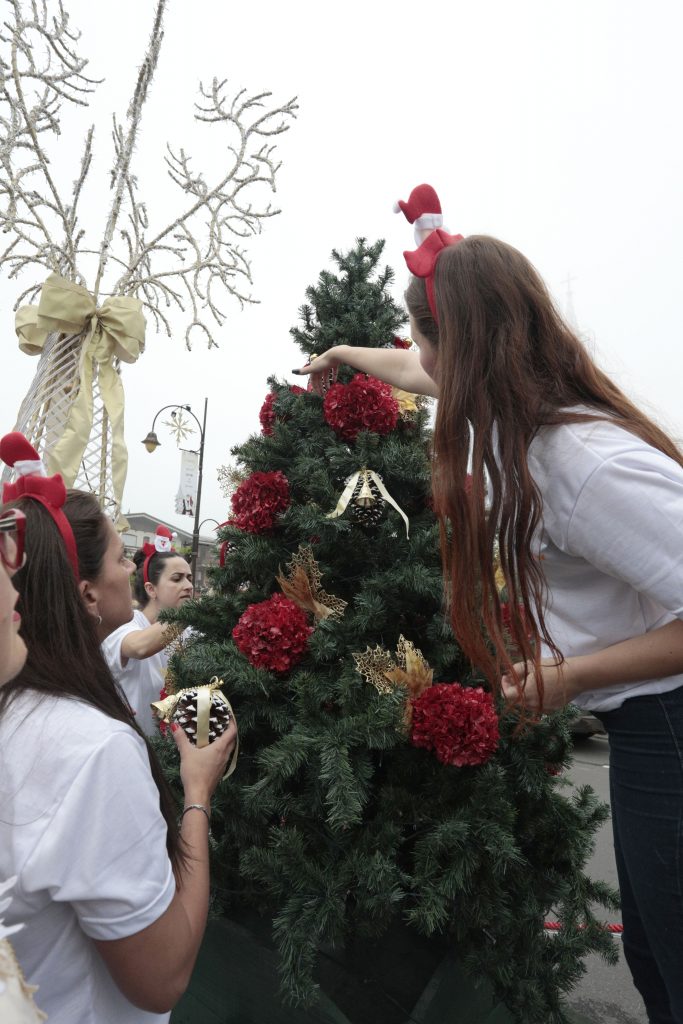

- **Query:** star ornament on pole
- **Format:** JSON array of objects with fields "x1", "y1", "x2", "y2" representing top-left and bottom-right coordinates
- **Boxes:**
[
  {"x1": 141, "y1": 399, "x2": 207, "y2": 595},
  {"x1": 163, "y1": 410, "x2": 196, "y2": 446}
]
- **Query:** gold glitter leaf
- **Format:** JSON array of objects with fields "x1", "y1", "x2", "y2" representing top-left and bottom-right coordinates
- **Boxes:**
[{"x1": 277, "y1": 545, "x2": 347, "y2": 621}]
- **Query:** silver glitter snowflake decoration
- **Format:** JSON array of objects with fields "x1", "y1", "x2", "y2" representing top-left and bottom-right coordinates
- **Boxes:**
[{"x1": 163, "y1": 410, "x2": 195, "y2": 446}]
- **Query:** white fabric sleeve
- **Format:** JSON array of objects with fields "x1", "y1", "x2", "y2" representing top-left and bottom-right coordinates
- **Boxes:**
[
  {"x1": 565, "y1": 447, "x2": 683, "y2": 617},
  {"x1": 101, "y1": 619, "x2": 141, "y2": 679},
  {"x1": 21, "y1": 731, "x2": 175, "y2": 941}
]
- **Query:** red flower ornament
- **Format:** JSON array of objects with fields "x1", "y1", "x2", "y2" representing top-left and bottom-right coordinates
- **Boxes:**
[
  {"x1": 323, "y1": 373, "x2": 399, "y2": 441},
  {"x1": 233, "y1": 593, "x2": 312, "y2": 673},
  {"x1": 411, "y1": 683, "x2": 499, "y2": 767},
  {"x1": 259, "y1": 387, "x2": 306, "y2": 436},
  {"x1": 259, "y1": 392, "x2": 277, "y2": 436},
  {"x1": 231, "y1": 470, "x2": 290, "y2": 534}
]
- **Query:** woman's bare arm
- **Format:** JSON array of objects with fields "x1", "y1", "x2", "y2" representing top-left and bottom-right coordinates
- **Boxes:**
[
  {"x1": 502, "y1": 618, "x2": 683, "y2": 711},
  {"x1": 93, "y1": 724, "x2": 236, "y2": 1013},
  {"x1": 120, "y1": 620, "x2": 178, "y2": 663},
  {"x1": 294, "y1": 344, "x2": 438, "y2": 398}
]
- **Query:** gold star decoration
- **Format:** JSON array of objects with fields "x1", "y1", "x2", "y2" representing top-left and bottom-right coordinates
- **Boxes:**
[{"x1": 276, "y1": 545, "x2": 347, "y2": 621}]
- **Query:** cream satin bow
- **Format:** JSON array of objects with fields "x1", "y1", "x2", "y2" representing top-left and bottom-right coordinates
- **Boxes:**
[
  {"x1": 15, "y1": 273, "x2": 146, "y2": 511},
  {"x1": 326, "y1": 468, "x2": 410, "y2": 538}
]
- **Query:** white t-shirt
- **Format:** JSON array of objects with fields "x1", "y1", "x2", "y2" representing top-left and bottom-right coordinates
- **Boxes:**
[
  {"x1": 0, "y1": 693, "x2": 175, "y2": 1024},
  {"x1": 527, "y1": 415, "x2": 683, "y2": 711},
  {"x1": 102, "y1": 610, "x2": 166, "y2": 736}
]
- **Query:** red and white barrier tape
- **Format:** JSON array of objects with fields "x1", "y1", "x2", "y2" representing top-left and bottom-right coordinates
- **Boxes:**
[{"x1": 544, "y1": 921, "x2": 623, "y2": 934}]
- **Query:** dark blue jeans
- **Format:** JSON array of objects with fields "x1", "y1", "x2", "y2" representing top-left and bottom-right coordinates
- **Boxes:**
[{"x1": 595, "y1": 686, "x2": 683, "y2": 1024}]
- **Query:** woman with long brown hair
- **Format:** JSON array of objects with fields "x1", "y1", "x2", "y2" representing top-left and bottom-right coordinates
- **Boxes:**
[
  {"x1": 0, "y1": 434, "x2": 237, "y2": 1023},
  {"x1": 0, "y1": 508, "x2": 46, "y2": 1021},
  {"x1": 295, "y1": 201, "x2": 683, "y2": 1024}
]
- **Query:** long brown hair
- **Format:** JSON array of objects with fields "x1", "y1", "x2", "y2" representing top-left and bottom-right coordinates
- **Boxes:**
[
  {"x1": 407, "y1": 235, "x2": 683, "y2": 707},
  {"x1": 0, "y1": 491, "x2": 184, "y2": 866}
]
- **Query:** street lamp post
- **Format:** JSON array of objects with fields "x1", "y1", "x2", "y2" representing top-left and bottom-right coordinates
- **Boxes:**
[
  {"x1": 198, "y1": 518, "x2": 220, "y2": 531},
  {"x1": 142, "y1": 397, "x2": 208, "y2": 594}
]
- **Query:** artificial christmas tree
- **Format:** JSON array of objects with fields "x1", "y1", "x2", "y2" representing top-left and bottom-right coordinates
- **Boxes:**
[{"x1": 157, "y1": 239, "x2": 617, "y2": 1024}]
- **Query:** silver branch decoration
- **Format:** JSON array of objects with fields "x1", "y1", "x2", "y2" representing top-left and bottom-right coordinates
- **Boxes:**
[{"x1": 0, "y1": 0, "x2": 297, "y2": 519}]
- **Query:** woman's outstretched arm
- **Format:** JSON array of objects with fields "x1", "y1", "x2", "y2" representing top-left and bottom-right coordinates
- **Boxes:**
[{"x1": 293, "y1": 344, "x2": 439, "y2": 398}]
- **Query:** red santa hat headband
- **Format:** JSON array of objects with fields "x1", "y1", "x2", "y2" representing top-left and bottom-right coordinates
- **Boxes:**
[
  {"x1": 142, "y1": 525, "x2": 177, "y2": 584},
  {"x1": 0, "y1": 432, "x2": 80, "y2": 579},
  {"x1": 394, "y1": 184, "x2": 464, "y2": 322}
]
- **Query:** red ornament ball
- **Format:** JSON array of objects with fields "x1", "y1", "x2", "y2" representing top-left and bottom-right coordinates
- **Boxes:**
[
  {"x1": 323, "y1": 373, "x2": 399, "y2": 441},
  {"x1": 232, "y1": 593, "x2": 312, "y2": 673},
  {"x1": 231, "y1": 470, "x2": 290, "y2": 533},
  {"x1": 411, "y1": 683, "x2": 499, "y2": 767},
  {"x1": 392, "y1": 336, "x2": 413, "y2": 350}
]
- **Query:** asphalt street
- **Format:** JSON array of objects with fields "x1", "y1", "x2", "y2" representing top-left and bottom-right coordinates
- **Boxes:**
[{"x1": 564, "y1": 733, "x2": 647, "y2": 1024}]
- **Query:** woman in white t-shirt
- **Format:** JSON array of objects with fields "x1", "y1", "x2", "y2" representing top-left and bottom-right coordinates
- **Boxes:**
[
  {"x1": 295, "y1": 209, "x2": 683, "y2": 1023},
  {"x1": 102, "y1": 527, "x2": 194, "y2": 736},
  {"x1": 0, "y1": 435, "x2": 238, "y2": 1024},
  {"x1": 0, "y1": 509, "x2": 45, "y2": 1022}
]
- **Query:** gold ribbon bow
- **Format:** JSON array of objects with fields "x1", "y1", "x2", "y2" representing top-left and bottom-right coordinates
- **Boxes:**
[
  {"x1": 326, "y1": 468, "x2": 410, "y2": 538},
  {"x1": 151, "y1": 677, "x2": 239, "y2": 779},
  {"x1": 391, "y1": 387, "x2": 419, "y2": 416},
  {"x1": 15, "y1": 273, "x2": 146, "y2": 511}
]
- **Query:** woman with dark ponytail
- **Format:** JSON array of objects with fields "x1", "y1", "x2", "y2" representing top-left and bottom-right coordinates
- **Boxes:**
[
  {"x1": 0, "y1": 434, "x2": 236, "y2": 1023},
  {"x1": 296, "y1": 186, "x2": 683, "y2": 1024},
  {"x1": 101, "y1": 525, "x2": 193, "y2": 736}
]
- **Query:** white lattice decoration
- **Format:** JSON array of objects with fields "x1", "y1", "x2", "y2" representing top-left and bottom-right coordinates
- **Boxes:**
[
  {"x1": 1, "y1": 328, "x2": 122, "y2": 518},
  {"x1": 0, "y1": 0, "x2": 296, "y2": 519}
]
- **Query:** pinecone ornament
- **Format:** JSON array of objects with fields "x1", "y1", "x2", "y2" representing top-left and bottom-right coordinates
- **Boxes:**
[
  {"x1": 327, "y1": 468, "x2": 409, "y2": 538},
  {"x1": 151, "y1": 679, "x2": 234, "y2": 750},
  {"x1": 347, "y1": 471, "x2": 386, "y2": 528},
  {"x1": 173, "y1": 688, "x2": 232, "y2": 745}
]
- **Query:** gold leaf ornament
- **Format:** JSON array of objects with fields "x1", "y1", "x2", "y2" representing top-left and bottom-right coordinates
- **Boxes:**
[
  {"x1": 352, "y1": 645, "x2": 397, "y2": 695},
  {"x1": 276, "y1": 545, "x2": 347, "y2": 621},
  {"x1": 159, "y1": 622, "x2": 188, "y2": 695},
  {"x1": 354, "y1": 636, "x2": 434, "y2": 731},
  {"x1": 383, "y1": 635, "x2": 434, "y2": 700}
]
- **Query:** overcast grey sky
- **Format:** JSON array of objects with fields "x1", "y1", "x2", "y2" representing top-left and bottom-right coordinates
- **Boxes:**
[{"x1": 2, "y1": 0, "x2": 682, "y2": 534}]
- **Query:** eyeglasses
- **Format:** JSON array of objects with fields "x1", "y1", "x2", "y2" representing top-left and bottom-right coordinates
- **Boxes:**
[{"x1": 0, "y1": 508, "x2": 26, "y2": 571}]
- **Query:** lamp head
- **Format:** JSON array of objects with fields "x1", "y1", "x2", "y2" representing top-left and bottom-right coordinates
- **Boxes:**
[{"x1": 142, "y1": 431, "x2": 161, "y2": 454}]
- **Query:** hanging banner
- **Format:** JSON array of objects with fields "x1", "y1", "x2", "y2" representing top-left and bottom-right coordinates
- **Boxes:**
[{"x1": 175, "y1": 449, "x2": 198, "y2": 516}]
